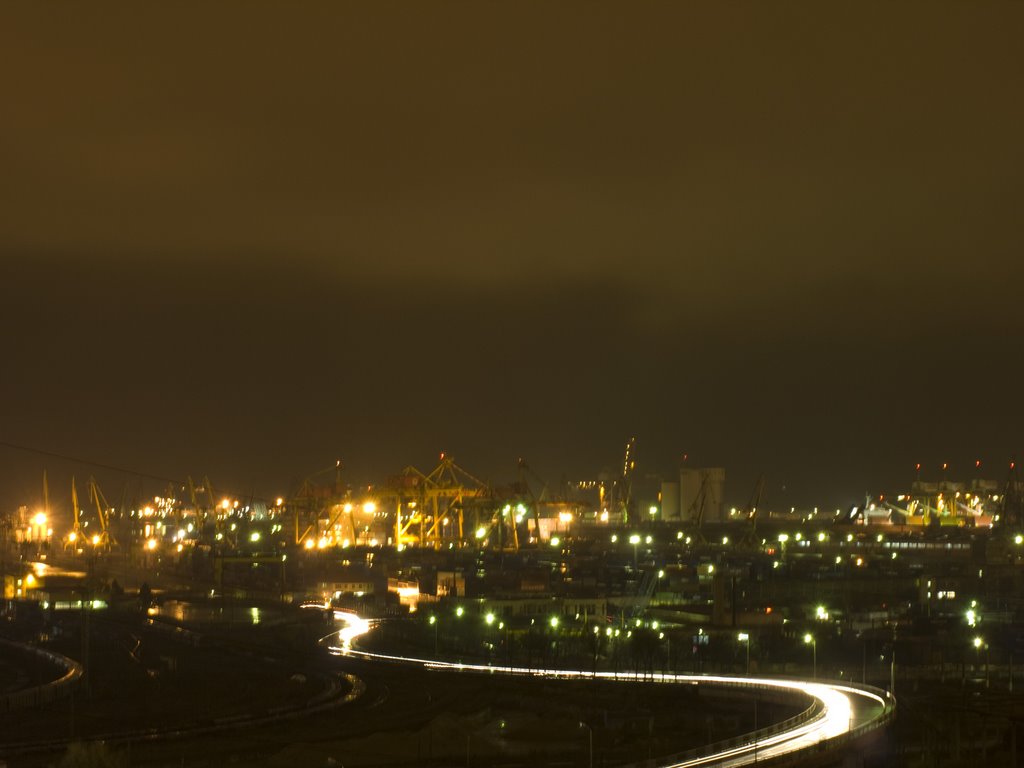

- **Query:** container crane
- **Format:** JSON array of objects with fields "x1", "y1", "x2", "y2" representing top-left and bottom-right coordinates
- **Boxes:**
[
  {"x1": 1000, "y1": 461, "x2": 1023, "y2": 530},
  {"x1": 87, "y1": 476, "x2": 116, "y2": 548},
  {"x1": 65, "y1": 476, "x2": 83, "y2": 549},
  {"x1": 615, "y1": 437, "x2": 637, "y2": 524},
  {"x1": 740, "y1": 474, "x2": 765, "y2": 546},
  {"x1": 686, "y1": 471, "x2": 711, "y2": 543}
]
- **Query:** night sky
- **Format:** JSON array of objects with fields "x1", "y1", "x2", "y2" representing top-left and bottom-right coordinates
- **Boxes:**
[{"x1": 2, "y1": 4, "x2": 1022, "y2": 511}]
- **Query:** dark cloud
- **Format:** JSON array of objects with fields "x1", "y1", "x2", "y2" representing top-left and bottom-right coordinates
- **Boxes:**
[{"x1": 1, "y1": 3, "x2": 1022, "y2": 508}]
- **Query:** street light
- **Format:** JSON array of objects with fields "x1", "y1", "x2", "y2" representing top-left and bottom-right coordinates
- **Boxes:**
[
  {"x1": 804, "y1": 633, "x2": 817, "y2": 678},
  {"x1": 579, "y1": 722, "x2": 593, "y2": 768},
  {"x1": 738, "y1": 632, "x2": 751, "y2": 674},
  {"x1": 429, "y1": 615, "x2": 438, "y2": 655},
  {"x1": 973, "y1": 636, "x2": 990, "y2": 687}
]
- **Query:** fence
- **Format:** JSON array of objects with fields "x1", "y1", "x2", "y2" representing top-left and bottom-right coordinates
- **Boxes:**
[{"x1": 0, "y1": 639, "x2": 83, "y2": 713}]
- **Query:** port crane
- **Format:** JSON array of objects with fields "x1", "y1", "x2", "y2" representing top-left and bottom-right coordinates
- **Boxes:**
[
  {"x1": 65, "y1": 476, "x2": 115, "y2": 549},
  {"x1": 687, "y1": 472, "x2": 710, "y2": 543},
  {"x1": 291, "y1": 461, "x2": 346, "y2": 546},
  {"x1": 507, "y1": 457, "x2": 552, "y2": 548},
  {"x1": 999, "y1": 461, "x2": 1023, "y2": 530},
  {"x1": 612, "y1": 437, "x2": 637, "y2": 524},
  {"x1": 388, "y1": 455, "x2": 490, "y2": 549},
  {"x1": 739, "y1": 474, "x2": 765, "y2": 547},
  {"x1": 187, "y1": 475, "x2": 219, "y2": 539},
  {"x1": 87, "y1": 476, "x2": 116, "y2": 548}
]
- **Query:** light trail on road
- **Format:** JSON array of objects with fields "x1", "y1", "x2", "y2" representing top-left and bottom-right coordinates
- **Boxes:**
[{"x1": 324, "y1": 613, "x2": 891, "y2": 768}]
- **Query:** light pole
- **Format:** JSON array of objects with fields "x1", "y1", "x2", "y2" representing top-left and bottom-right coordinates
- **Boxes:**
[
  {"x1": 629, "y1": 534, "x2": 641, "y2": 569},
  {"x1": 579, "y1": 722, "x2": 593, "y2": 768},
  {"x1": 804, "y1": 633, "x2": 816, "y2": 679},
  {"x1": 429, "y1": 614, "x2": 438, "y2": 656},
  {"x1": 974, "y1": 636, "x2": 988, "y2": 687},
  {"x1": 738, "y1": 632, "x2": 751, "y2": 675},
  {"x1": 501, "y1": 621, "x2": 510, "y2": 668},
  {"x1": 484, "y1": 612, "x2": 495, "y2": 665},
  {"x1": 890, "y1": 630, "x2": 897, "y2": 695}
]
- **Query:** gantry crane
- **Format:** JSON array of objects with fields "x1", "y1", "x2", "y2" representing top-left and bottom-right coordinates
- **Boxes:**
[
  {"x1": 87, "y1": 476, "x2": 116, "y2": 548},
  {"x1": 999, "y1": 461, "x2": 1023, "y2": 531},
  {"x1": 512, "y1": 457, "x2": 553, "y2": 548},
  {"x1": 388, "y1": 455, "x2": 490, "y2": 549},
  {"x1": 66, "y1": 476, "x2": 83, "y2": 549},
  {"x1": 187, "y1": 475, "x2": 220, "y2": 540},
  {"x1": 64, "y1": 476, "x2": 114, "y2": 549},
  {"x1": 291, "y1": 461, "x2": 346, "y2": 546},
  {"x1": 618, "y1": 438, "x2": 634, "y2": 524},
  {"x1": 686, "y1": 471, "x2": 710, "y2": 543},
  {"x1": 740, "y1": 474, "x2": 765, "y2": 546}
]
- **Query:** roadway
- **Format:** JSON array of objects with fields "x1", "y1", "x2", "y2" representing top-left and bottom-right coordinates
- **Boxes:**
[{"x1": 325, "y1": 613, "x2": 893, "y2": 768}]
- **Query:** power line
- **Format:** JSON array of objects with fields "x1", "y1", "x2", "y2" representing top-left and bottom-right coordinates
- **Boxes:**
[
  {"x1": 0, "y1": 439, "x2": 179, "y2": 485},
  {"x1": 0, "y1": 439, "x2": 272, "y2": 505}
]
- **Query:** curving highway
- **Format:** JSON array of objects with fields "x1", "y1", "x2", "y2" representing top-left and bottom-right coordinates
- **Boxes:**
[{"x1": 325, "y1": 612, "x2": 894, "y2": 768}]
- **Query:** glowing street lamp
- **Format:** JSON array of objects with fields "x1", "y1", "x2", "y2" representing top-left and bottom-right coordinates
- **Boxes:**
[
  {"x1": 738, "y1": 632, "x2": 751, "y2": 674},
  {"x1": 804, "y1": 633, "x2": 817, "y2": 678},
  {"x1": 973, "y1": 636, "x2": 989, "y2": 687},
  {"x1": 579, "y1": 721, "x2": 593, "y2": 768},
  {"x1": 628, "y1": 533, "x2": 641, "y2": 567}
]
